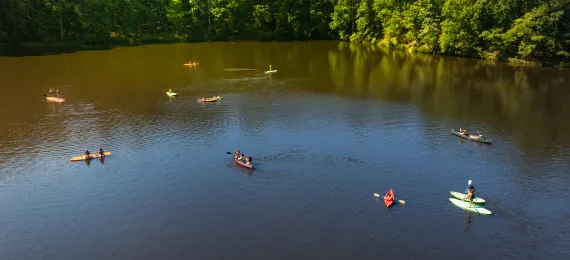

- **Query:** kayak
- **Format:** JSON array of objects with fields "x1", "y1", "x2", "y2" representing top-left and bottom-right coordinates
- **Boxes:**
[
  {"x1": 197, "y1": 98, "x2": 218, "y2": 102},
  {"x1": 264, "y1": 70, "x2": 278, "y2": 74},
  {"x1": 166, "y1": 92, "x2": 178, "y2": 97},
  {"x1": 46, "y1": 96, "x2": 65, "y2": 103},
  {"x1": 384, "y1": 189, "x2": 395, "y2": 208},
  {"x1": 450, "y1": 129, "x2": 492, "y2": 144},
  {"x1": 70, "y1": 152, "x2": 112, "y2": 162},
  {"x1": 450, "y1": 191, "x2": 485, "y2": 204},
  {"x1": 234, "y1": 156, "x2": 253, "y2": 169},
  {"x1": 449, "y1": 198, "x2": 492, "y2": 215}
]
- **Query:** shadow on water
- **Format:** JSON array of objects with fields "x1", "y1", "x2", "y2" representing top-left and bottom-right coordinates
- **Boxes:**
[
  {"x1": 465, "y1": 212, "x2": 473, "y2": 231},
  {"x1": 82, "y1": 157, "x2": 105, "y2": 167}
]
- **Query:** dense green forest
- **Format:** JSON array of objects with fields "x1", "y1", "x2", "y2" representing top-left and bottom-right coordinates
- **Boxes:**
[{"x1": 1, "y1": 0, "x2": 569, "y2": 65}]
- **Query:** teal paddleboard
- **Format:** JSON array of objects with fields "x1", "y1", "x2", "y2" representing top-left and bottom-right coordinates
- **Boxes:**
[
  {"x1": 450, "y1": 191, "x2": 485, "y2": 204},
  {"x1": 449, "y1": 198, "x2": 492, "y2": 215}
]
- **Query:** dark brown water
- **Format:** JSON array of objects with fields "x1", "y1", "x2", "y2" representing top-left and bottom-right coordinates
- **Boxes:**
[{"x1": 0, "y1": 41, "x2": 569, "y2": 260}]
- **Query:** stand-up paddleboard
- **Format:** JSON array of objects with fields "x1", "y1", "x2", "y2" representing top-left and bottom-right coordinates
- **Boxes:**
[
  {"x1": 70, "y1": 152, "x2": 112, "y2": 162},
  {"x1": 449, "y1": 198, "x2": 492, "y2": 215},
  {"x1": 450, "y1": 191, "x2": 485, "y2": 204},
  {"x1": 166, "y1": 92, "x2": 178, "y2": 97}
]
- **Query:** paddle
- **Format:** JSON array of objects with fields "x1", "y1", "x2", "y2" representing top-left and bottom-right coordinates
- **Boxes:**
[
  {"x1": 465, "y1": 180, "x2": 472, "y2": 194},
  {"x1": 373, "y1": 193, "x2": 406, "y2": 205}
]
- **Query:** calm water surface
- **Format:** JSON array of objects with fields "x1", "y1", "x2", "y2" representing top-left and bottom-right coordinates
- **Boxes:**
[{"x1": 0, "y1": 41, "x2": 569, "y2": 259}]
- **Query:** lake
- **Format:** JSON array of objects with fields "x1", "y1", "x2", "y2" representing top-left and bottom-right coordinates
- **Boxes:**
[{"x1": 0, "y1": 41, "x2": 569, "y2": 259}]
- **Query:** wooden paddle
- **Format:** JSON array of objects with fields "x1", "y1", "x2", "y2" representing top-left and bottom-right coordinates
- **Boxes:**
[{"x1": 374, "y1": 193, "x2": 405, "y2": 205}]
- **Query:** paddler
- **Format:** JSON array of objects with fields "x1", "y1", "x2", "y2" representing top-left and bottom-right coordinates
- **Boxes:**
[
  {"x1": 48, "y1": 88, "x2": 54, "y2": 95},
  {"x1": 246, "y1": 156, "x2": 253, "y2": 165},
  {"x1": 168, "y1": 88, "x2": 173, "y2": 93},
  {"x1": 385, "y1": 193, "x2": 394, "y2": 201},
  {"x1": 466, "y1": 185, "x2": 476, "y2": 207},
  {"x1": 84, "y1": 150, "x2": 91, "y2": 159},
  {"x1": 98, "y1": 148, "x2": 105, "y2": 157},
  {"x1": 235, "y1": 149, "x2": 241, "y2": 158}
]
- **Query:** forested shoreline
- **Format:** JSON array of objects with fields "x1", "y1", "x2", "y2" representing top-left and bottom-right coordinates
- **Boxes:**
[{"x1": 1, "y1": 0, "x2": 569, "y2": 66}]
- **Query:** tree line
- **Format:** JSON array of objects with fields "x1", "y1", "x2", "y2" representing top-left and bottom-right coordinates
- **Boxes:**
[{"x1": 1, "y1": 0, "x2": 569, "y2": 65}]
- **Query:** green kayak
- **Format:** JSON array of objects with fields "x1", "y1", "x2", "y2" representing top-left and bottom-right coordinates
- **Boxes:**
[
  {"x1": 449, "y1": 198, "x2": 492, "y2": 215},
  {"x1": 450, "y1": 191, "x2": 485, "y2": 204}
]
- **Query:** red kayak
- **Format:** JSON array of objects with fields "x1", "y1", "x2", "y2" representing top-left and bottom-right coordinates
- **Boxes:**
[
  {"x1": 234, "y1": 156, "x2": 253, "y2": 169},
  {"x1": 384, "y1": 189, "x2": 395, "y2": 208},
  {"x1": 197, "y1": 98, "x2": 218, "y2": 102}
]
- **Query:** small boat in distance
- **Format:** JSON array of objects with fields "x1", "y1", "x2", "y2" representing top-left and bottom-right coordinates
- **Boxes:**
[{"x1": 451, "y1": 129, "x2": 492, "y2": 144}]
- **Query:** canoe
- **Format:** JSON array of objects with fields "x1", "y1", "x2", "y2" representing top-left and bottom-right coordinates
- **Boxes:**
[
  {"x1": 449, "y1": 198, "x2": 492, "y2": 215},
  {"x1": 384, "y1": 189, "x2": 395, "y2": 208},
  {"x1": 197, "y1": 98, "x2": 218, "y2": 102},
  {"x1": 450, "y1": 191, "x2": 485, "y2": 204},
  {"x1": 46, "y1": 96, "x2": 65, "y2": 103},
  {"x1": 166, "y1": 92, "x2": 178, "y2": 97},
  {"x1": 450, "y1": 129, "x2": 492, "y2": 144},
  {"x1": 70, "y1": 152, "x2": 112, "y2": 162},
  {"x1": 234, "y1": 156, "x2": 253, "y2": 169}
]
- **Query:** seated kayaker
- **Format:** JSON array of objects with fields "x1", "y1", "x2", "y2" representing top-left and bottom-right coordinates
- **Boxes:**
[
  {"x1": 466, "y1": 185, "x2": 476, "y2": 207},
  {"x1": 98, "y1": 148, "x2": 105, "y2": 157},
  {"x1": 246, "y1": 156, "x2": 252, "y2": 165},
  {"x1": 48, "y1": 88, "x2": 54, "y2": 95},
  {"x1": 385, "y1": 193, "x2": 394, "y2": 201},
  {"x1": 84, "y1": 150, "x2": 91, "y2": 159},
  {"x1": 168, "y1": 88, "x2": 173, "y2": 93},
  {"x1": 477, "y1": 133, "x2": 484, "y2": 140},
  {"x1": 235, "y1": 149, "x2": 241, "y2": 158}
]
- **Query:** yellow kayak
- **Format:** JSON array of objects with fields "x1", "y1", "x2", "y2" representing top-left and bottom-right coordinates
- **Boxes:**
[
  {"x1": 46, "y1": 96, "x2": 65, "y2": 103},
  {"x1": 70, "y1": 152, "x2": 112, "y2": 162}
]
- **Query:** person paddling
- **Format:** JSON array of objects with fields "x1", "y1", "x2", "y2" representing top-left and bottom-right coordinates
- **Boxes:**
[
  {"x1": 466, "y1": 185, "x2": 476, "y2": 207},
  {"x1": 98, "y1": 148, "x2": 105, "y2": 158},
  {"x1": 84, "y1": 150, "x2": 91, "y2": 159}
]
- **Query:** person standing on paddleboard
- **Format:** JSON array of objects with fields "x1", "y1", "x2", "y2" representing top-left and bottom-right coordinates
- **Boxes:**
[{"x1": 466, "y1": 185, "x2": 476, "y2": 207}]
